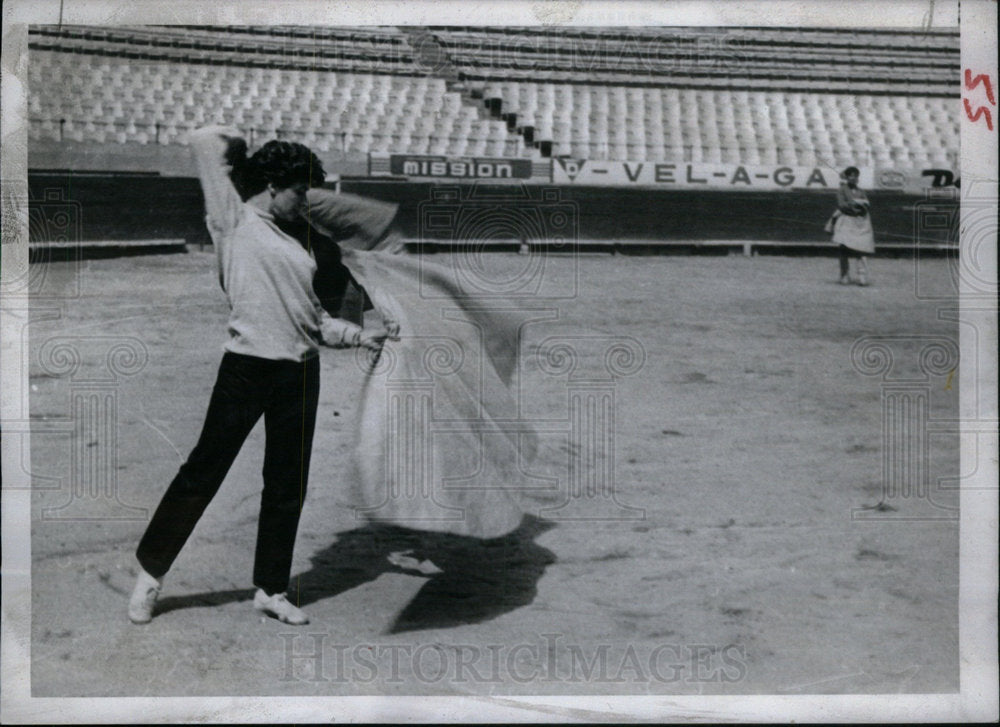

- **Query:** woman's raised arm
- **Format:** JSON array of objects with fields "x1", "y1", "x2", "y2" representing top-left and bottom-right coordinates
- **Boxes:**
[{"x1": 189, "y1": 125, "x2": 246, "y2": 238}]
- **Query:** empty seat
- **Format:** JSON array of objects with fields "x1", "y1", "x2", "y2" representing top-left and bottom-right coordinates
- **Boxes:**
[{"x1": 27, "y1": 35, "x2": 958, "y2": 165}]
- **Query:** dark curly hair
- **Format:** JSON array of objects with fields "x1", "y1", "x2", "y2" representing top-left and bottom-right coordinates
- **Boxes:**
[{"x1": 230, "y1": 139, "x2": 326, "y2": 199}]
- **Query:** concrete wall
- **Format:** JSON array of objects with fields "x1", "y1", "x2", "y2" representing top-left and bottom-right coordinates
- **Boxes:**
[
  {"x1": 27, "y1": 172, "x2": 957, "y2": 249},
  {"x1": 340, "y1": 180, "x2": 956, "y2": 248},
  {"x1": 29, "y1": 140, "x2": 370, "y2": 177}
]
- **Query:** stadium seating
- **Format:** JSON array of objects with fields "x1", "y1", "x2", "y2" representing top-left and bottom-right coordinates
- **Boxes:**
[
  {"x1": 473, "y1": 80, "x2": 958, "y2": 166},
  {"x1": 451, "y1": 26, "x2": 959, "y2": 165},
  {"x1": 28, "y1": 24, "x2": 959, "y2": 168},
  {"x1": 28, "y1": 46, "x2": 516, "y2": 157}
]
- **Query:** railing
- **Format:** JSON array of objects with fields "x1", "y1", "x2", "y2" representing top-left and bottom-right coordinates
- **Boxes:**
[
  {"x1": 456, "y1": 70, "x2": 958, "y2": 96},
  {"x1": 165, "y1": 24, "x2": 407, "y2": 46},
  {"x1": 428, "y1": 25, "x2": 960, "y2": 43},
  {"x1": 436, "y1": 32, "x2": 958, "y2": 70},
  {"x1": 27, "y1": 33, "x2": 422, "y2": 77}
]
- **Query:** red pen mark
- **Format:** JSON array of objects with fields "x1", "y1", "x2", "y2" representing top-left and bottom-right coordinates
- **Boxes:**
[
  {"x1": 964, "y1": 69, "x2": 996, "y2": 105},
  {"x1": 964, "y1": 99, "x2": 994, "y2": 130},
  {"x1": 963, "y1": 68, "x2": 997, "y2": 131}
]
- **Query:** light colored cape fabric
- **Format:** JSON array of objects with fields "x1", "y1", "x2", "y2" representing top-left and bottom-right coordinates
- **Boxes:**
[
  {"x1": 306, "y1": 189, "x2": 539, "y2": 538},
  {"x1": 831, "y1": 213, "x2": 876, "y2": 254},
  {"x1": 828, "y1": 183, "x2": 876, "y2": 254}
]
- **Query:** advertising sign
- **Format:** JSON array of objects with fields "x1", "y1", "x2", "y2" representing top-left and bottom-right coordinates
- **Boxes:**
[
  {"x1": 370, "y1": 154, "x2": 534, "y2": 180},
  {"x1": 551, "y1": 158, "x2": 868, "y2": 190},
  {"x1": 874, "y1": 167, "x2": 960, "y2": 192}
]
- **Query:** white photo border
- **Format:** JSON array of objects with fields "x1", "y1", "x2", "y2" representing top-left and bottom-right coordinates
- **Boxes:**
[{"x1": 2, "y1": 1, "x2": 996, "y2": 722}]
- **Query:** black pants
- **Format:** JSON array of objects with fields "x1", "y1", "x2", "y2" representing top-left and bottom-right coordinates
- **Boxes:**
[{"x1": 137, "y1": 351, "x2": 320, "y2": 595}]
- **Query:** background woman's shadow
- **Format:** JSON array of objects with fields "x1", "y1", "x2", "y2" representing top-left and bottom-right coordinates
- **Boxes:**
[{"x1": 295, "y1": 515, "x2": 556, "y2": 633}]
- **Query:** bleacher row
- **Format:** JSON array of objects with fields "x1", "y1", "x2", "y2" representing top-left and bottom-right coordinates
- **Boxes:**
[
  {"x1": 435, "y1": 24, "x2": 959, "y2": 51},
  {"x1": 439, "y1": 26, "x2": 958, "y2": 95},
  {"x1": 28, "y1": 24, "x2": 960, "y2": 168},
  {"x1": 29, "y1": 24, "x2": 416, "y2": 74}
]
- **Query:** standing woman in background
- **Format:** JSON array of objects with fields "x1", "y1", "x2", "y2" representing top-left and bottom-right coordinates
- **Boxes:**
[
  {"x1": 827, "y1": 166, "x2": 876, "y2": 286},
  {"x1": 128, "y1": 126, "x2": 389, "y2": 627}
]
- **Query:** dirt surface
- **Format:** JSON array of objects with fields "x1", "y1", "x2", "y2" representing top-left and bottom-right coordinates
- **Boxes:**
[{"x1": 26, "y1": 250, "x2": 959, "y2": 697}]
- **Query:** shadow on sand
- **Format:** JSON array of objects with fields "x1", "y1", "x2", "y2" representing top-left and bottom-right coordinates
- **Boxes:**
[
  {"x1": 147, "y1": 516, "x2": 555, "y2": 632},
  {"x1": 295, "y1": 515, "x2": 557, "y2": 633},
  {"x1": 154, "y1": 587, "x2": 256, "y2": 616}
]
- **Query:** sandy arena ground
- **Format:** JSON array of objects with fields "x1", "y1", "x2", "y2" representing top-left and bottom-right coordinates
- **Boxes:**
[{"x1": 25, "y1": 250, "x2": 959, "y2": 697}]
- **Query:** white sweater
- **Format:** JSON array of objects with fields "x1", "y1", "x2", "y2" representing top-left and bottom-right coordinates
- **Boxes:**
[{"x1": 190, "y1": 126, "x2": 359, "y2": 361}]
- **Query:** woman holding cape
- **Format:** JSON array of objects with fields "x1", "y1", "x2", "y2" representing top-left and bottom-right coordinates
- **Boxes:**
[
  {"x1": 130, "y1": 126, "x2": 536, "y2": 628},
  {"x1": 129, "y1": 127, "x2": 391, "y2": 627},
  {"x1": 826, "y1": 166, "x2": 876, "y2": 286}
]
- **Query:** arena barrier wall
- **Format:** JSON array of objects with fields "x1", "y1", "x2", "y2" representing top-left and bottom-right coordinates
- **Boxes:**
[{"x1": 27, "y1": 172, "x2": 958, "y2": 252}]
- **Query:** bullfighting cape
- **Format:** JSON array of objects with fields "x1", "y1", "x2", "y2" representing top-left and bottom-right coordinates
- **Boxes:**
[
  {"x1": 827, "y1": 182, "x2": 876, "y2": 254},
  {"x1": 305, "y1": 189, "x2": 539, "y2": 539}
]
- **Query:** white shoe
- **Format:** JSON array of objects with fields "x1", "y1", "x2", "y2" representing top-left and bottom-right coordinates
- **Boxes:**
[
  {"x1": 128, "y1": 569, "x2": 162, "y2": 624},
  {"x1": 253, "y1": 589, "x2": 310, "y2": 625}
]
